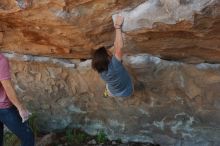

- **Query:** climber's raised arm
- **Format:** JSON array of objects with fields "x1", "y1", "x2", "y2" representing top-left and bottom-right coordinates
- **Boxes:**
[
  {"x1": 92, "y1": 15, "x2": 133, "y2": 98},
  {"x1": 113, "y1": 15, "x2": 124, "y2": 61}
]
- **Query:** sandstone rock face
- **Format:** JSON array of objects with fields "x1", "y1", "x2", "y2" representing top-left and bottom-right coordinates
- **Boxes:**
[
  {"x1": 0, "y1": 0, "x2": 145, "y2": 58},
  {"x1": 6, "y1": 53, "x2": 220, "y2": 146},
  {"x1": 1, "y1": 0, "x2": 220, "y2": 146},
  {"x1": 0, "y1": 0, "x2": 219, "y2": 63}
]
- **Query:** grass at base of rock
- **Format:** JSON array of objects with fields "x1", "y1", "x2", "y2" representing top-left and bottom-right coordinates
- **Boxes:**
[
  {"x1": 3, "y1": 127, "x2": 160, "y2": 146},
  {"x1": 45, "y1": 128, "x2": 160, "y2": 146}
]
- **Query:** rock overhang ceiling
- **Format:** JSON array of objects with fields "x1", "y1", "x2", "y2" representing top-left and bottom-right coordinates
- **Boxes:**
[
  {"x1": 0, "y1": 0, "x2": 219, "y2": 63},
  {"x1": 1, "y1": 1, "x2": 220, "y2": 145}
]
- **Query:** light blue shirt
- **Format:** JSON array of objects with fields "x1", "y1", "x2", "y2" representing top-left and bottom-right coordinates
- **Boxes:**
[{"x1": 100, "y1": 56, "x2": 133, "y2": 97}]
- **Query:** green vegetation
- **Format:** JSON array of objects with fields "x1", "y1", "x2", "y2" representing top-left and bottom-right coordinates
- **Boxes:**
[
  {"x1": 28, "y1": 113, "x2": 39, "y2": 137},
  {"x1": 73, "y1": 129, "x2": 87, "y2": 144},
  {"x1": 65, "y1": 128, "x2": 74, "y2": 145},
  {"x1": 95, "y1": 130, "x2": 107, "y2": 144},
  {"x1": 116, "y1": 138, "x2": 122, "y2": 143},
  {"x1": 65, "y1": 128, "x2": 87, "y2": 145},
  {"x1": 3, "y1": 132, "x2": 20, "y2": 146}
]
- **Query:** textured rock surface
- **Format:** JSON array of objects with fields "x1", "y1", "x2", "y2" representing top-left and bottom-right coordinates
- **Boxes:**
[
  {"x1": 0, "y1": 0, "x2": 219, "y2": 63},
  {"x1": 124, "y1": 0, "x2": 220, "y2": 63},
  {"x1": 0, "y1": 0, "x2": 145, "y2": 58},
  {"x1": 6, "y1": 53, "x2": 220, "y2": 146},
  {"x1": 1, "y1": 0, "x2": 220, "y2": 146}
]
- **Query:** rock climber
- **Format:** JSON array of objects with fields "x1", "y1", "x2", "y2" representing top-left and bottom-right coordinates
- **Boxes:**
[{"x1": 92, "y1": 15, "x2": 133, "y2": 99}]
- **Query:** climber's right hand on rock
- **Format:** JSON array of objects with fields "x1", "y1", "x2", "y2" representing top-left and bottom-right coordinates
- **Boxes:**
[
  {"x1": 22, "y1": 0, "x2": 32, "y2": 9},
  {"x1": 114, "y1": 15, "x2": 124, "y2": 28}
]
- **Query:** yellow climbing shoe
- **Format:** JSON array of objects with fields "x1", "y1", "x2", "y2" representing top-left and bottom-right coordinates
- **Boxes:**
[{"x1": 103, "y1": 88, "x2": 109, "y2": 97}]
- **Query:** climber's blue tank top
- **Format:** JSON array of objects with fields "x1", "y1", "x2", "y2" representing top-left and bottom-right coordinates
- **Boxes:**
[{"x1": 100, "y1": 56, "x2": 133, "y2": 97}]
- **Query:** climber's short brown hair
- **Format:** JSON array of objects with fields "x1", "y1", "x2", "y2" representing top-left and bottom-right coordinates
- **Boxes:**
[{"x1": 92, "y1": 47, "x2": 111, "y2": 73}]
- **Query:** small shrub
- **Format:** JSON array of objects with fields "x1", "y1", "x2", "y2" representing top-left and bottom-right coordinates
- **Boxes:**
[
  {"x1": 65, "y1": 128, "x2": 74, "y2": 145},
  {"x1": 3, "y1": 132, "x2": 20, "y2": 146},
  {"x1": 95, "y1": 130, "x2": 107, "y2": 144},
  {"x1": 65, "y1": 128, "x2": 87, "y2": 144},
  {"x1": 73, "y1": 130, "x2": 87, "y2": 144},
  {"x1": 116, "y1": 138, "x2": 122, "y2": 143},
  {"x1": 28, "y1": 113, "x2": 39, "y2": 137}
]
